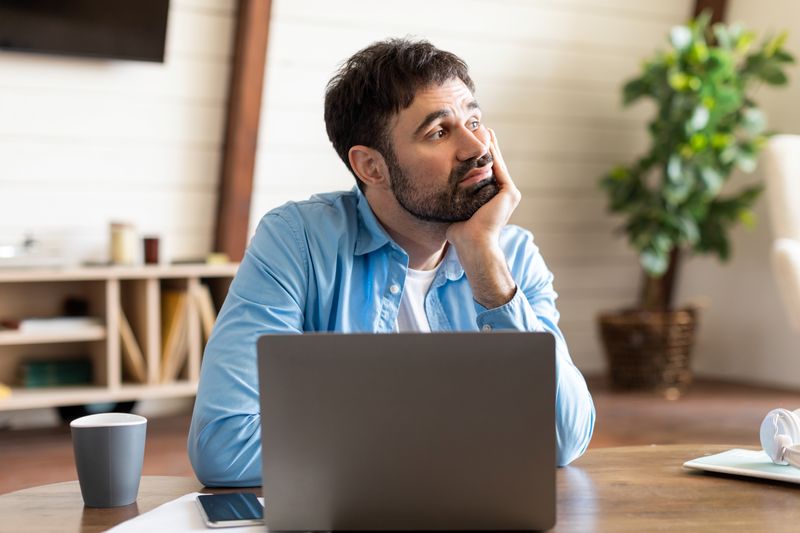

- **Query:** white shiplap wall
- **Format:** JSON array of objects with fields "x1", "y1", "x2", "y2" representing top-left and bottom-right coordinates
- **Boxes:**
[
  {"x1": 0, "y1": 0, "x2": 237, "y2": 264},
  {"x1": 252, "y1": 0, "x2": 694, "y2": 373}
]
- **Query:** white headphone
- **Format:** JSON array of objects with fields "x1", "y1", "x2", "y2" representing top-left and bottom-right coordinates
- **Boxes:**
[{"x1": 760, "y1": 408, "x2": 800, "y2": 468}]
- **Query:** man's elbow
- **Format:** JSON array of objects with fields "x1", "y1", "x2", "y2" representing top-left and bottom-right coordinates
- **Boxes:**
[
  {"x1": 189, "y1": 443, "x2": 260, "y2": 487},
  {"x1": 188, "y1": 420, "x2": 263, "y2": 487},
  {"x1": 556, "y1": 406, "x2": 596, "y2": 467},
  {"x1": 189, "y1": 435, "x2": 226, "y2": 487},
  {"x1": 557, "y1": 442, "x2": 589, "y2": 467},
  {"x1": 191, "y1": 459, "x2": 224, "y2": 487}
]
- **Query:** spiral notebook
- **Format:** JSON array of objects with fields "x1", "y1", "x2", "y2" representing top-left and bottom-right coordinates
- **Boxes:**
[{"x1": 683, "y1": 448, "x2": 800, "y2": 484}]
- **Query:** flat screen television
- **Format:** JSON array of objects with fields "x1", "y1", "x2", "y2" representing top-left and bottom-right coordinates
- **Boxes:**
[{"x1": 0, "y1": 0, "x2": 170, "y2": 63}]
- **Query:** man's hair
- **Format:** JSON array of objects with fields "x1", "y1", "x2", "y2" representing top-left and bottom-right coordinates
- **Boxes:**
[{"x1": 324, "y1": 38, "x2": 475, "y2": 191}]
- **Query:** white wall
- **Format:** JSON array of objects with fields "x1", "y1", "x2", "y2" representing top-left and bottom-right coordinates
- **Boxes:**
[
  {"x1": 0, "y1": 0, "x2": 236, "y2": 427},
  {"x1": 0, "y1": 0, "x2": 236, "y2": 264},
  {"x1": 252, "y1": 0, "x2": 694, "y2": 374},
  {"x1": 678, "y1": 0, "x2": 800, "y2": 387}
]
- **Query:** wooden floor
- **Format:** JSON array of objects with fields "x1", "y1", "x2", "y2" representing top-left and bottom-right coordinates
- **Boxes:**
[{"x1": 3, "y1": 377, "x2": 800, "y2": 495}]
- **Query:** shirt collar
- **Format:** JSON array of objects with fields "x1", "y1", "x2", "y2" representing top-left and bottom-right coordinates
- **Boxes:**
[
  {"x1": 439, "y1": 243, "x2": 465, "y2": 282},
  {"x1": 354, "y1": 186, "x2": 392, "y2": 256},
  {"x1": 353, "y1": 186, "x2": 465, "y2": 282}
]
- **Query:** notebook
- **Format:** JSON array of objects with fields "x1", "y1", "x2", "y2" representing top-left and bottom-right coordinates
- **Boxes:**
[{"x1": 683, "y1": 448, "x2": 800, "y2": 484}]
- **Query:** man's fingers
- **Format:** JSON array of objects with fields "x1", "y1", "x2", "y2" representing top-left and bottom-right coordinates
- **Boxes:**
[
  {"x1": 489, "y1": 127, "x2": 501, "y2": 151},
  {"x1": 488, "y1": 128, "x2": 513, "y2": 188}
]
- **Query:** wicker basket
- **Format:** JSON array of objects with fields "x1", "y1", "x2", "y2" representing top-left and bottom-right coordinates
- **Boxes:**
[{"x1": 597, "y1": 307, "x2": 698, "y2": 394}]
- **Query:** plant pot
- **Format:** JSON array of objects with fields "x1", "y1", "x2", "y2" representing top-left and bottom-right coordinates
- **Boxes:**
[{"x1": 597, "y1": 307, "x2": 699, "y2": 396}]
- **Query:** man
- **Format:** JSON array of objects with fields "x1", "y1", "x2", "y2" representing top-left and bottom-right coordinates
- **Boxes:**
[{"x1": 188, "y1": 38, "x2": 595, "y2": 487}]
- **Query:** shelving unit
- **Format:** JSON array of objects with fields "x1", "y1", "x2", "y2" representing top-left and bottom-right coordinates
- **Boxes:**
[
  {"x1": 0, "y1": 263, "x2": 238, "y2": 412},
  {"x1": 0, "y1": 326, "x2": 107, "y2": 345}
]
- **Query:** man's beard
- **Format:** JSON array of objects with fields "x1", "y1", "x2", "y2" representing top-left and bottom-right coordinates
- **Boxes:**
[{"x1": 384, "y1": 148, "x2": 500, "y2": 223}]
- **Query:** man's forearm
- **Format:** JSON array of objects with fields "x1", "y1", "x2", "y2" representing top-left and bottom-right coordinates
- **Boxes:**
[{"x1": 454, "y1": 240, "x2": 516, "y2": 309}]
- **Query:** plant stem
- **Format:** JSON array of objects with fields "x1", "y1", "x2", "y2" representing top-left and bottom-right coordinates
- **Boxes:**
[{"x1": 639, "y1": 248, "x2": 682, "y2": 311}]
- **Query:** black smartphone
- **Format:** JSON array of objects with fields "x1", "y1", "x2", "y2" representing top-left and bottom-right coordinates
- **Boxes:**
[{"x1": 195, "y1": 492, "x2": 264, "y2": 528}]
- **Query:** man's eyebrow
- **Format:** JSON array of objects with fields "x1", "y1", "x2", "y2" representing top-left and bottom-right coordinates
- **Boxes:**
[
  {"x1": 412, "y1": 100, "x2": 481, "y2": 138},
  {"x1": 414, "y1": 109, "x2": 451, "y2": 138}
]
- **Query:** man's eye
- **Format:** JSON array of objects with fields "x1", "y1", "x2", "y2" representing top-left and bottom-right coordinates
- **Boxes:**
[
  {"x1": 469, "y1": 120, "x2": 481, "y2": 130},
  {"x1": 430, "y1": 129, "x2": 446, "y2": 139}
]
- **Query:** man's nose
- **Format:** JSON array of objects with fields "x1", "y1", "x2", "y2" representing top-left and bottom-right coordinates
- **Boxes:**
[{"x1": 456, "y1": 126, "x2": 489, "y2": 162}]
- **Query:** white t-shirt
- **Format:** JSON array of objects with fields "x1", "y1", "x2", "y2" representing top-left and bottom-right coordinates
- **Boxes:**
[{"x1": 395, "y1": 266, "x2": 438, "y2": 332}]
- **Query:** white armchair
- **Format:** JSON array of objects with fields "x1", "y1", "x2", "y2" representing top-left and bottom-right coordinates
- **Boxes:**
[{"x1": 764, "y1": 134, "x2": 800, "y2": 331}]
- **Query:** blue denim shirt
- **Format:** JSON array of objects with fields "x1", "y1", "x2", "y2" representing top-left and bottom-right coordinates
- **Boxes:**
[{"x1": 188, "y1": 187, "x2": 595, "y2": 486}]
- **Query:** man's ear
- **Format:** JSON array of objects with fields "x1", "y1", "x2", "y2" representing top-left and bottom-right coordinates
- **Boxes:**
[{"x1": 348, "y1": 145, "x2": 390, "y2": 189}]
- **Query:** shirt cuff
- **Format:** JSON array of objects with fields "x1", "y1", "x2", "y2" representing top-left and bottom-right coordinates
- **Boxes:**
[{"x1": 474, "y1": 286, "x2": 544, "y2": 332}]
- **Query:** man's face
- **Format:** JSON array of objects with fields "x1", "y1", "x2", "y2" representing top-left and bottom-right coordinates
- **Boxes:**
[{"x1": 383, "y1": 79, "x2": 498, "y2": 223}]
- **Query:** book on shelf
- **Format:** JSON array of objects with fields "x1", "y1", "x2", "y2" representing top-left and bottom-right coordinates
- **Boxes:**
[
  {"x1": 20, "y1": 359, "x2": 93, "y2": 388},
  {"x1": 119, "y1": 307, "x2": 147, "y2": 384},
  {"x1": 191, "y1": 283, "x2": 218, "y2": 343},
  {"x1": 160, "y1": 290, "x2": 188, "y2": 382}
]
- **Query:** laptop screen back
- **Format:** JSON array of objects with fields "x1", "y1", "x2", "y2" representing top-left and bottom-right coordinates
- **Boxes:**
[{"x1": 258, "y1": 331, "x2": 556, "y2": 531}]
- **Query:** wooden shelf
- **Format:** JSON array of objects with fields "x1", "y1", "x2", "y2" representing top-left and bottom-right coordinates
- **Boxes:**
[
  {"x1": 0, "y1": 382, "x2": 199, "y2": 411},
  {"x1": 0, "y1": 326, "x2": 107, "y2": 346},
  {"x1": 0, "y1": 263, "x2": 239, "y2": 283},
  {"x1": 0, "y1": 263, "x2": 237, "y2": 411}
]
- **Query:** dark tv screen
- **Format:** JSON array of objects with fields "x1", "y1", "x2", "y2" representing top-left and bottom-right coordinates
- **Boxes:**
[{"x1": 0, "y1": 0, "x2": 170, "y2": 63}]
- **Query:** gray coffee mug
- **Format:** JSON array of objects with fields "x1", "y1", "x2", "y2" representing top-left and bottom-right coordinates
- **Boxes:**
[{"x1": 70, "y1": 412, "x2": 147, "y2": 507}]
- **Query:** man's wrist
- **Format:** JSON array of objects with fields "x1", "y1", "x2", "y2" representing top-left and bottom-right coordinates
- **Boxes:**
[
  {"x1": 472, "y1": 273, "x2": 516, "y2": 309},
  {"x1": 453, "y1": 241, "x2": 516, "y2": 309}
]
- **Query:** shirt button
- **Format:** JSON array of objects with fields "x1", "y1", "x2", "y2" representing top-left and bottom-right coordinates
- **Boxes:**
[
  {"x1": 389, "y1": 284, "x2": 400, "y2": 295},
  {"x1": 482, "y1": 324, "x2": 492, "y2": 332}
]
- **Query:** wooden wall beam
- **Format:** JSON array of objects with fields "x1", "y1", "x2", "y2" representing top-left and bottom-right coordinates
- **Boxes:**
[
  {"x1": 693, "y1": 0, "x2": 727, "y2": 24},
  {"x1": 214, "y1": 0, "x2": 272, "y2": 262}
]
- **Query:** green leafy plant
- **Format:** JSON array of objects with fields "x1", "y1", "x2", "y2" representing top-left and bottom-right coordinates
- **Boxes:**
[{"x1": 600, "y1": 12, "x2": 794, "y2": 311}]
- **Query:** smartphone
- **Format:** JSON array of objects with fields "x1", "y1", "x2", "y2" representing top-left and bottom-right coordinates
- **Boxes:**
[{"x1": 196, "y1": 492, "x2": 264, "y2": 528}]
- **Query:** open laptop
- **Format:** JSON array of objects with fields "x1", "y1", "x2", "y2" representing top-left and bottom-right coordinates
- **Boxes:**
[{"x1": 257, "y1": 331, "x2": 556, "y2": 531}]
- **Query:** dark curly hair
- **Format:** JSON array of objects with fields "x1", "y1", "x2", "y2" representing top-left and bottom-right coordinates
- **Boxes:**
[{"x1": 324, "y1": 38, "x2": 475, "y2": 191}]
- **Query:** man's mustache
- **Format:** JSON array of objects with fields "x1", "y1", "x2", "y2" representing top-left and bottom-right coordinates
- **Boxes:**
[{"x1": 450, "y1": 152, "x2": 494, "y2": 185}]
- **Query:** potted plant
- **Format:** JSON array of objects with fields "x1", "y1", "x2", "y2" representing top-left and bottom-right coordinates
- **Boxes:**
[{"x1": 598, "y1": 12, "x2": 794, "y2": 395}]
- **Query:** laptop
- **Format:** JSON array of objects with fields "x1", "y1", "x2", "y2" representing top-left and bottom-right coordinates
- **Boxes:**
[{"x1": 257, "y1": 331, "x2": 556, "y2": 531}]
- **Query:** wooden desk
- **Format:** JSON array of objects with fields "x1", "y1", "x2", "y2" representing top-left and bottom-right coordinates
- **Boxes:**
[{"x1": 2, "y1": 445, "x2": 800, "y2": 532}]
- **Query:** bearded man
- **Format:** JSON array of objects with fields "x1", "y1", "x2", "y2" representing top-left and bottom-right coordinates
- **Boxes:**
[{"x1": 189, "y1": 38, "x2": 595, "y2": 487}]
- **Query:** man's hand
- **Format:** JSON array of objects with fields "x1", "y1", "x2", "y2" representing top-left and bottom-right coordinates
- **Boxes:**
[
  {"x1": 446, "y1": 128, "x2": 521, "y2": 244},
  {"x1": 446, "y1": 128, "x2": 521, "y2": 310}
]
